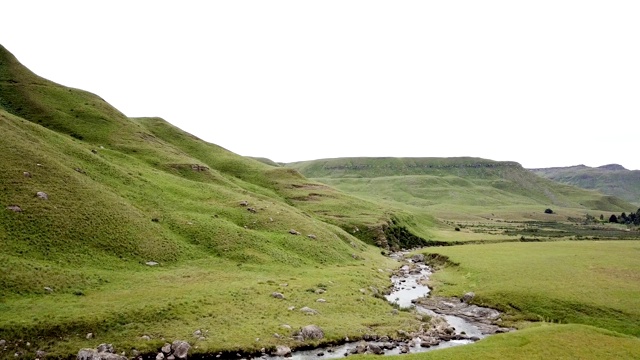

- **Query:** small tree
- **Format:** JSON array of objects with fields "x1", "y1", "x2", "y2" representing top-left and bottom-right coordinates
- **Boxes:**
[
  {"x1": 544, "y1": 208, "x2": 553, "y2": 214},
  {"x1": 609, "y1": 214, "x2": 618, "y2": 223}
]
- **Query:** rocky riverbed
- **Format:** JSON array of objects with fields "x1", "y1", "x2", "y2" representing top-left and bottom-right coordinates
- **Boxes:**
[{"x1": 71, "y1": 253, "x2": 511, "y2": 359}]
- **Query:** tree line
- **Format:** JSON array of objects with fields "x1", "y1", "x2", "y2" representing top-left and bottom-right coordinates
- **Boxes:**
[{"x1": 605, "y1": 208, "x2": 640, "y2": 225}]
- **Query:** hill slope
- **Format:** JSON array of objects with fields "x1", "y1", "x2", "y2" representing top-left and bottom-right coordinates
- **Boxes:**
[
  {"x1": 287, "y1": 157, "x2": 636, "y2": 242},
  {"x1": 531, "y1": 164, "x2": 640, "y2": 206},
  {"x1": 0, "y1": 45, "x2": 420, "y2": 357}
]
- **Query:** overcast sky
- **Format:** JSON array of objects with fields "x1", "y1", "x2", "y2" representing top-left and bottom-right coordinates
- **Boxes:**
[{"x1": 2, "y1": 1, "x2": 639, "y2": 169}]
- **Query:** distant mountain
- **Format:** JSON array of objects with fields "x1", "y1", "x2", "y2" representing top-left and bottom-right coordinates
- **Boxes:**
[
  {"x1": 287, "y1": 157, "x2": 635, "y2": 217},
  {"x1": 530, "y1": 164, "x2": 640, "y2": 206}
]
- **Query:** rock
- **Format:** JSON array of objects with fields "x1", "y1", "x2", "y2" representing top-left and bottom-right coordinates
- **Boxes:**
[
  {"x1": 5, "y1": 205, "x2": 22, "y2": 212},
  {"x1": 271, "y1": 292, "x2": 285, "y2": 299},
  {"x1": 77, "y1": 349, "x2": 97, "y2": 360},
  {"x1": 156, "y1": 353, "x2": 165, "y2": 360},
  {"x1": 162, "y1": 343, "x2": 172, "y2": 354},
  {"x1": 287, "y1": 306, "x2": 296, "y2": 311},
  {"x1": 167, "y1": 356, "x2": 175, "y2": 360},
  {"x1": 288, "y1": 229, "x2": 300, "y2": 235},
  {"x1": 23, "y1": 171, "x2": 31, "y2": 177},
  {"x1": 141, "y1": 335, "x2": 151, "y2": 341},
  {"x1": 462, "y1": 292, "x2": 475, "y2": 303},
  {"x1": 193, "y1": 329, "x2": 202, "y2": 337},
  {"x1": 171, "y1": 340, "x2": 190, "y2": 359},
  {"x1": 36, "y1": 191, "x2": 48, "y2": 200},
  {"x1": 316, "y1": 298, "x2": 326, "y2": 303},
  {"x1": 411, "y1": 254, "x2": 425, "y2": 263},
  {"x1": 352, "y1": 342, "x2": 367, "y2": 354},
  {"x1": 0, "y1": 339, "x2": 5, "y2": 346},
  {"x1": 316, "y1": 352, "x2": 324, "y2": 356},
  {"x1": 315, "y1": 289, "x2": 325, "y2": 294},
  {"x1": 399, "y1": 344, "x2": 410, "y2": 354},
  {"x1": 44, "y1": 286, "x2": 53, "y2": 293},
  {"x1": 239, "y1": 200, "x2": 249, "y2": 206},
  {"x1": 146, "y1": 261, "x2": 159, "y2": 266},
  {"x1": 273, "y1": 345, "x2": 291, "y2": 357},
  {"x1": 86, "y1": 333, "x2": 94, "y2": 340},
  {"x1": 300, "y1": 306, "x2": 318, "y2": 315},
  {"x1": 35, "y1": 350, "x2": 46, "y2": 359},
  {"x1": 470, "y1": 336, "x2": 481, "y2": 341},
  {"x1": 281, "y1": 324, "x2": 292, "y2": 330},
  {"x1": 307, "y1": 234, "x2": 317, "y2": 239},
  {"x1": 382, "y1": 342, "x2": 395, "y2": 350},
  {"x1": 300, "y1": 325, "x2": 324, "y2": 340},
  {"x1": 367, "y1": 344, "x2": 384, "y2": 355},
  {"x1": 247, "y1": 207, "x2": 257, "y2": 213},
  {"x1": 97, "y1": 344, "x2": 114, "y2": 353}
]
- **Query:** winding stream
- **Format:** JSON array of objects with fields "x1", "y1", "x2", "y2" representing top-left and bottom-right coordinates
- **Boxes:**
[{"x1": 268, "y1": 256, "x2": 499, "y2": 359}]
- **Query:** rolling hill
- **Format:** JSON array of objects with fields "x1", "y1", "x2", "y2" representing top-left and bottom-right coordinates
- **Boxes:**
[
  {"x1": 287, "y1": 157, "x2": 636, "y2": 241},
  {"x1": 0, "y1": 44, "x2": 420, "y2": 357},
  {"x1": 531, "y1": 164, "x2": 640, "y2": 206}
]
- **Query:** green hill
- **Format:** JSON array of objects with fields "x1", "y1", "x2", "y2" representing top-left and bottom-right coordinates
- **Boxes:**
[
  {"x1": 531, "y1": 164, "x2": 640, "y2": 206},
  {"x1": 0, "y1": 44, "x2": 419, "y2": 357},
  {"x1": 287, "y1": 157, "x2": 636, "y2": 241}
]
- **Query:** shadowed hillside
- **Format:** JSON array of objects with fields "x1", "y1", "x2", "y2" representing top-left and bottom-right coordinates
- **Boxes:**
[{"x1": 531, "y1": 164, "x2": 640, "y2": 206}]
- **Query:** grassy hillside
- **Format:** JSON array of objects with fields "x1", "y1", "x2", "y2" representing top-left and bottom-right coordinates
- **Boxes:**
[
  {"x1": 287, "y1": 157, "x2": 637, "y2": 242},
  {"x1": 531, "y1": 164, "x2": 640, "y2": 206},
  {"x1": 0, "y1": 44, "x2": 424, "y2": 358}
]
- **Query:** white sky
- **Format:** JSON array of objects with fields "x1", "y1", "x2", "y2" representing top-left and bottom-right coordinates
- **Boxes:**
[{"x1": 2, "y1": 1, "x2": 639, "y2": 169}]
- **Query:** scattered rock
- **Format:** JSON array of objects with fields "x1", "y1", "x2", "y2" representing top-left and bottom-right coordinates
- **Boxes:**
[
  {"x1": 156, "y1": 352, "x2": 165, "y2": 360},
  {"x1": 316, "y1": 298, "x2": 326, "y2": 303},
  {"x1": 171, "y1": 340, "x2": 190, "y2": 359},
  {"x1": 97, "y1": 344, "x2": 113, "y2": 353},
  {"x1": 271, "y1": 292, "x2": 285, "y2": 299},
  {"x1": 35, "y1": 350, "x2": 46, "y2": 359},
  {"x1": 161, "y1": 343, "x2": 172, "y2": 354},
  {"x1": 91, "y1": 149, "x2": 98, "y2": 154},
  {"x1": 0, "y1": 339, "x2": 5, "y2": 347},
  {"x1": 6, "y1": 205, "x2": 22, "y2": 212},
  {"x1": 86, "y1": 333, "x2": 94, "y2": 340},
  {"x1": 411, "y1": 254, "x2": 425, "y2": 263},
  {"x1": 146, "y1": 261, "x2": 159, "y2": 266},
  {"x1": 307, "y1": 234, "x2": 317, "y2": 239},
  {"x1": 44, "y1": 286, "x2": 53, "y2": 293},
  {"x1": 300, "y1": 306, "x2": 318, "y2": 315},
  {"x1": 36, "y1": 191, "x2": 48, "y2": 200},
  {"x1": 247, "y1": 207, "x2": 257, "y2": 213},
  {"x1": 367, "y1": 344, "x2": 384, "y2": 355},
  {"x1": 315, "y1": 288, "x2": 326, "y2": 294},
  {"x1": 462, "y1": 292, "x2": 475, "y2": 303},
  {"x1": 141, "y1": 335, "x2": 151, "y2": 341},
  {"x1": 281, "y1": 324, "x2": 292, "y2": 330},
  {"x1": 23, "y1": 171, "x2": 31, "y2": 177},
  {"x1": 273, "y1": 345, "x2": 291, "y2": 357},
  {"x1": 239, "y1": 200, "x2": 249, "y2": 206},
  {"x1": 288, "y1": 229, "x2": 300, "y2": 235},
  {"x1": 299, "y1": 325, "x2": 324, "y2": 340},
  {"x1": 287, "y1": 306, "x2": 296, "y2": 311},
  {"x1": 193, "y1": 330, "x2": 202, "y2": 337}
]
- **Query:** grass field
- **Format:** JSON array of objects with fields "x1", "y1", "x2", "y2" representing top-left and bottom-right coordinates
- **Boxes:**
[
  {"x1": 358, "y1": 324, "x2": 640, "y2": 360},
  {"x1": 419, "y1": 241, "x2": 640, "y2": 337}
]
